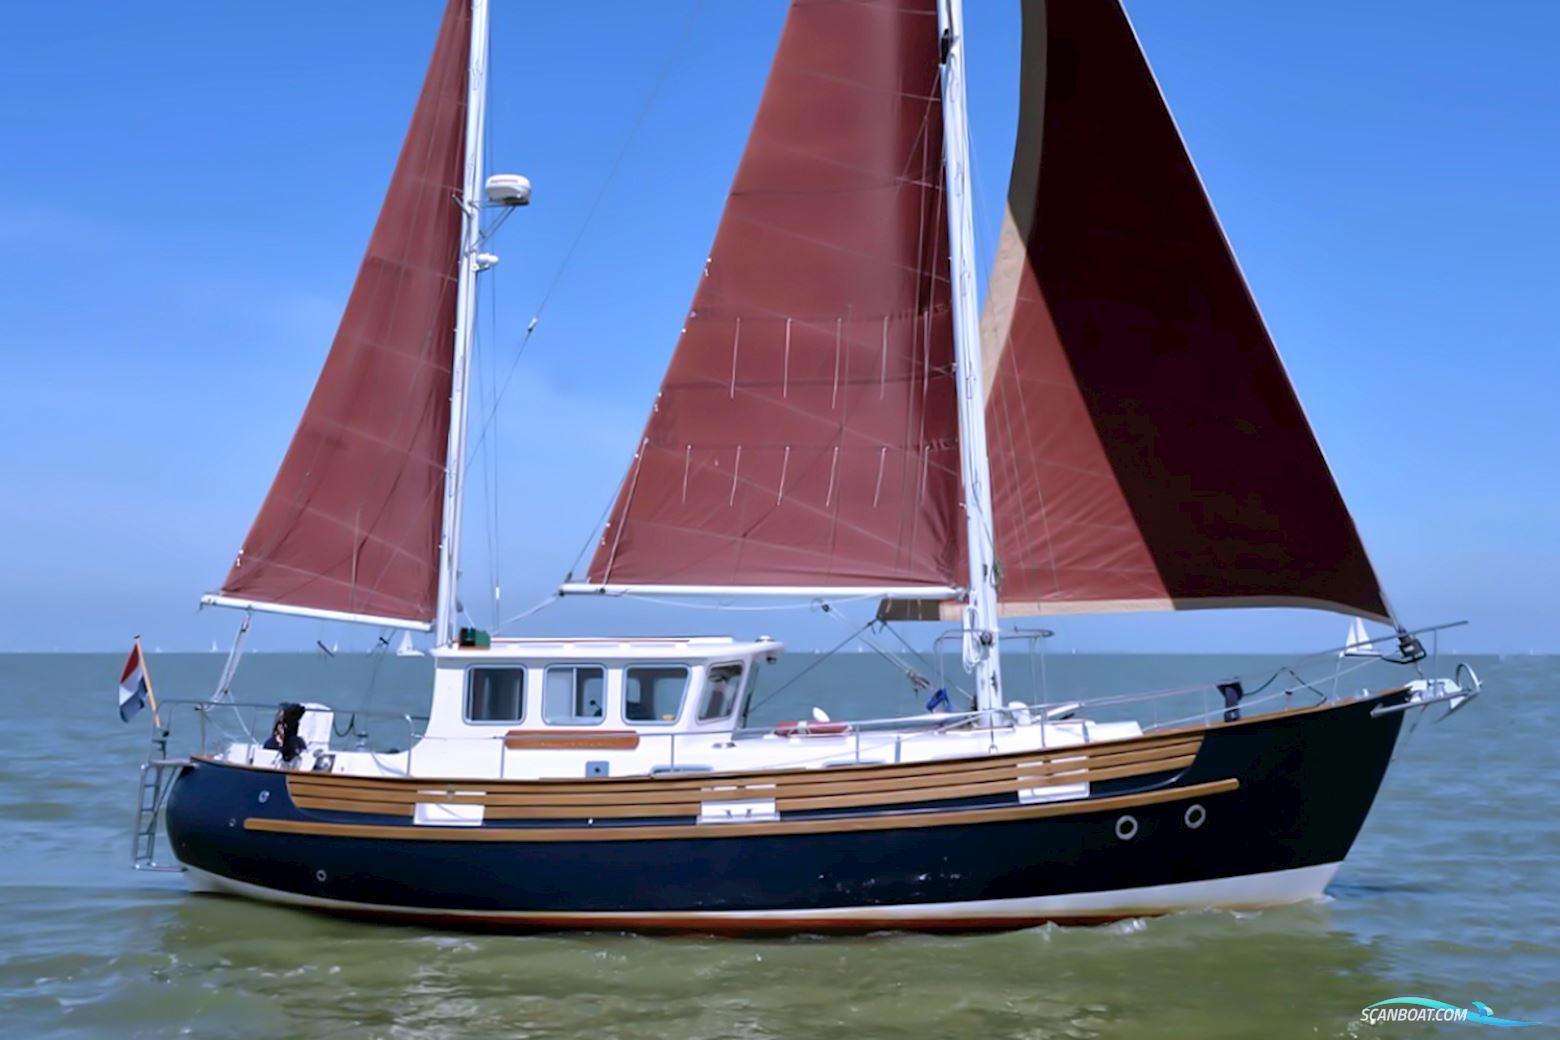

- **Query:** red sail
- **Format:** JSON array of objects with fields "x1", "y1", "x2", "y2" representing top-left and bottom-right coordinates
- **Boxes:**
[
  {"x1": 980, "y1": 0, "x2": 1391, "y2": 621},
  {"x1": 219, "y1": 0, "x2": 470, "y2": 624},
  {"x1": 583, "y1": 0, "x2": 962, "y2": 591}
]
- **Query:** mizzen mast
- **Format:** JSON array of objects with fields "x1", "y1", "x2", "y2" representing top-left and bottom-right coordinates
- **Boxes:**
[
  {"x1": 937, "y1": 0, "x2": 1002, "y2": 712},
  {"x1": 434, "y1": 0, "x2": 492, "y2": 647},
  {"x1": 206, "y1": 0, "x2": 480, "y2": 632}
]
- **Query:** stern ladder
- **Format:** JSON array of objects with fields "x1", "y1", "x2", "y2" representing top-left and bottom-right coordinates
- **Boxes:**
[{"x1": 132, "y1": 734, "x2": 187, "y2": 872}]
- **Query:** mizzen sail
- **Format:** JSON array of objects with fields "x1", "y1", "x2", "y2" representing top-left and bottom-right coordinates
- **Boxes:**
[
  {"x1": 979, "y1": 0, "x2": 1391, "y2": 622},
  {"x1": 578, "y1": 0, "x2": 963, "y2": 594},
  {"x1": 215, "y1": 0, "x2": 471, "y2": 627}
]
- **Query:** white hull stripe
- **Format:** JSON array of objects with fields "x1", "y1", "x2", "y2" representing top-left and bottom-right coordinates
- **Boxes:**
[{"x1": 185, "y1": 863, "x2": 1341, "y2": 929}]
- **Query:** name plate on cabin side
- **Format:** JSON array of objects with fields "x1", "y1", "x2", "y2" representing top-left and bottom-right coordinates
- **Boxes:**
[{"x1": 503, "y1": 730, "x2": 641, "y2": 751}]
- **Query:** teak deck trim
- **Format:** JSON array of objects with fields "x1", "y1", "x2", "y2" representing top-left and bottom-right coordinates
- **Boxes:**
[
  {"x1": 283, "y1": 740, "x2": 1201, "y2": 818},
  {"x1": 247, "y1": 777, "x2": 1240, "y2": 842},
  {"x1": 277, "y1": 735, "x2": 1204, "y2": 802},
  {"x1": 282, "y1": 736, "x2": 1199, "y2": 803}
]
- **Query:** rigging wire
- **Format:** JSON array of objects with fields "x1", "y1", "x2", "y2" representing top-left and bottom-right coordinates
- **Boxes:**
[
  {"x1": 745, "y1": 619, "x2": 876, "y2": 717},
  {"x1": 494, "y1": 593, "x2": 561, "y2": 633},
  {"x1": 874, "y1": 616, "x2": 973, "y2": 701},
  {"x1": 814, "y1": 601, "x2": 940, "y2": 696},
  {"x1": 488, "y1": 259, "x2": 503, "y2": 630},
  {"x1": 461, "y1": 0, "x2": 706, "y2": 471},
  {"x1": 481, "y1": 63, "x2": 504, "y2": 632},
  {"x1": 472, "y1": 271, "x2": 496, "y2": 628},
  {"x1": 452, "y1": 4, "x2": 707, "y2": 626},
  {"x1": 563, "y1": 487, "x2": 621, "y2": 584},
  {"x1": 479, "y1": 247, "x2": 503, "y2": 629}
]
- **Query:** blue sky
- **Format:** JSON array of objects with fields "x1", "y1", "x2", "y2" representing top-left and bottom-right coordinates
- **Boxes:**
[{"x1": 1, "y1": 1, "x2": 1555, "y2": 654}]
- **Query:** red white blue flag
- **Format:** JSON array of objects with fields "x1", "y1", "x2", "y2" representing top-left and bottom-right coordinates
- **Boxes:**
[{"x1": 118, "y1": 638, "x2": 155, "y2": 723}]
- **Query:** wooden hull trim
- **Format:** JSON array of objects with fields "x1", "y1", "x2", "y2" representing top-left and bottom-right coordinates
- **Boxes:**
[
  {"x1": 250, "y1": 778, "x2": 1240, "y2": 842},
  {"x1": 280, "y1": 736, "x2": 1203, "y2": 803},
  {"x1": 280, "y1": 737, "x2": 1204, "y2": 819}
]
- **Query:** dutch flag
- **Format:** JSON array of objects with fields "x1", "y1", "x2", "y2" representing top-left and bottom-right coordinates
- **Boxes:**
[{"x1": 118, "y1": 639, "x2": 155, "y2": 723}]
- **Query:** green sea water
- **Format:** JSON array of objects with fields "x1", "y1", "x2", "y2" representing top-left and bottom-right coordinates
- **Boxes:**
[{"x1": 0, "y1": 651, "x2": 1554, "y2": 1039}]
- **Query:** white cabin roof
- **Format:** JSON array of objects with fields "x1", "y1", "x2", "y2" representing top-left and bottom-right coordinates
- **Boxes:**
[{"x1": 432, "y1": 635, "x2": 783, "y2": 664}]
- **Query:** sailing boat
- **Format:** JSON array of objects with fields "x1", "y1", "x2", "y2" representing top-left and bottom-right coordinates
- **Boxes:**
[
  {"x1": 395, "y1": 631, "x2": 425, "y2": 658},
  {"x1": 138, "y1": 0, "x2": 1479, "y2": 933},
  {"x1": 1341, "y1": 616, "x2": 1383, "y2": 658}
]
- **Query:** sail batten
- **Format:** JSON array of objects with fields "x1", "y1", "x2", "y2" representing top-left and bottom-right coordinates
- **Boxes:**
[
  {"x1": 977, "y1": 0, "x2": 1393, "y2": 624},
  {"x1": 582, "y1": 0, "x2": 963, "y2": 594},
  {"x1": 216, "y1": 0, "x2": 472, "y2": 626}
]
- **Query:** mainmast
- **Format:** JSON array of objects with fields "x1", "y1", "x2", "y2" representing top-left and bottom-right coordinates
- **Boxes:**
[
  {"x1": 937, "y1": 0, "x2": 1002, "y2": 712},
  {"x1": 434, "y1": 0, "x2": 491, "y2": 647}
]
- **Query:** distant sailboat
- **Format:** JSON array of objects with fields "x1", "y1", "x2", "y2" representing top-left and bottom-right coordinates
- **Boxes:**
[
  {"x1": 1341, "y1": 616, "x2": 1383, "y2": 658},
  {"x1": 137, "y1": 0, "x2": 1481, "y2": 934},
  {"x1": 396, "y1": 632, "x2": 425, "y2": 657}
]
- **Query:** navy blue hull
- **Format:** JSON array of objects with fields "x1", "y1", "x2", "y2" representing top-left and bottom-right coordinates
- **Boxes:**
[{"x1": 163, "y1": 691, "x2": 1407, "y2": 932}]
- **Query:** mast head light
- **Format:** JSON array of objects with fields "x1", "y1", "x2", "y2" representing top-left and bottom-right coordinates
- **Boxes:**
[{"x1": 485, "y1": 173, "x2": 531, "y2": 206}]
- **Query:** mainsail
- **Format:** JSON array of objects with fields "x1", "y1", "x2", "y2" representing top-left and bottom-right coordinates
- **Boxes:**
[
  {"x1": 577, "y1": 0, "x2": 963, "y2": 594},
  {"x1": 212, "y1": 0, "x2": 471, "y2": 627},
  {"x1": 977, "y1": 0, "x2": 1392, "y2": 622}
]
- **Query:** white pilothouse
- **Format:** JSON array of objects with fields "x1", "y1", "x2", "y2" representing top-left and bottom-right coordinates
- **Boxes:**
[{"x1": 210, "y1": 634, "x2": 1147, "y2": 785}]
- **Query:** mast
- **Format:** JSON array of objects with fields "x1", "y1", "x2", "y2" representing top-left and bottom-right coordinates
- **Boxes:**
[
  {"x1": 435, "y1": 0, "x2": 491, "y2": 647},
  {"x1": 937, "y1": 0, "x2": 1002, "y2": 712}
]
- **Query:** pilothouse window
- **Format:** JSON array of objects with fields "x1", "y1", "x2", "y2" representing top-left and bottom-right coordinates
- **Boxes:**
[
  {"x1": 697, "y1": 663, "x2": 744, "y2": 722},
  {"x1": 466, "y1": 668, "x2": 525, "y2": 722},
  {"x1": 543, "y1": 665, "x2": 605, "y2": 725},
  {"x1": 625, "y1": 665, "x2": 690, "y2": 724}
]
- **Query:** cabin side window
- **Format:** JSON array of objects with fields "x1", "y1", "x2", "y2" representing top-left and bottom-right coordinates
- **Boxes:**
[
  {"x1": 543, "y1": 665, "x2": 606, "y2": 725},
  {"x1": 624, "y1": 665, "x2": 690, "y2": 725},
  {"x1": 465, "y1": 667, "x2": 526, "y2": 723},
  {"x1": 696, "y1": 662, "x2": 744, "y2": 722}
]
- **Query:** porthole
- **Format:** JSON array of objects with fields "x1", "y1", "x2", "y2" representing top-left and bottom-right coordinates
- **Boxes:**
[
  {"x1": 1184, "y1": 803, "x2": 1206, "y2": 830},
  {"x1": 315, "y1": 869, "x2": 328, "y2": 883},
  {"x1": 258, "y1": 790, "x2": 270, "y2": 804},
  {"x1": 1115, "y1": 814, "x2": 1138, "y2": 841}
]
